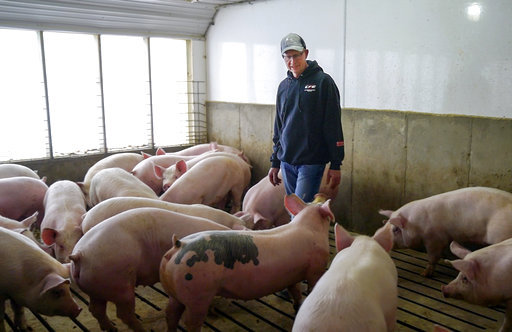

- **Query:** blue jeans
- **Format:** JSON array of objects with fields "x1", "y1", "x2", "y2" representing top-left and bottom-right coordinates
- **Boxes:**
[{"x1": 280, "y1": 162, "x2": 325, "y2": 203}]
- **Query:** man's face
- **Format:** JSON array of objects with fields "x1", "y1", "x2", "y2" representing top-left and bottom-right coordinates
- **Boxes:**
[{"x1": 283, "y1": 49, "x2": 308, "y2": 78}]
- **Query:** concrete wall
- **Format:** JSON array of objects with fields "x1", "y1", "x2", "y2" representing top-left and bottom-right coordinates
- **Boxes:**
[{"x1": 207, "y1": 101, "x2": 512, "y2": 234}]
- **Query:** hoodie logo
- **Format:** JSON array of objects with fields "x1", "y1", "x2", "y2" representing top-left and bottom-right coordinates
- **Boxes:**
[{"x1": 304, "y1": 84, "x2": 316, "y2": 92}]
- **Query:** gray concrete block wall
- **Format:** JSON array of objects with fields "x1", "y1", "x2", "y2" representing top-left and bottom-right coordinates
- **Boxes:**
[{"x1": 207, "y1": 102, "x2": 512, "y2": 235}]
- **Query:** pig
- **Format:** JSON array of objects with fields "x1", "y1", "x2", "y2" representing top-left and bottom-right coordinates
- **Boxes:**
[
  {"x1": 0, "y1": 228, "x2": 81, "y2": 331},
  {"x1": 442, "y1": 240, "x2": 512, "y2": 332},
  {"x1": 131, "y1": 153, "x2": 199, "y2": 195},
  {"x1": 292, "y1": 223, "x2": 397, "y2": 331},
  {"x1": 159, "y1": 194, "x2": 334, "y2": 332},
  {"x1": 174, "y1": 142, "x2": 250, "y2": 164},
  {"x1": 69, "y1": 207, "x2": 229, "y2": 332},
  {"x1": 0, "y1": 163, "x2": 40, "y2": 180},
  {"x1": 237, "y1": 167, "x2": 336, "y2": 230},
  {"x1": 0, "y1": 176, "x2": 48, "y2": 225},
  {"x1": 41, "y1": 180, "x2": 87, "y2": 263},
  {"x1": 160, "y1": 155, "x2": 251, "y2": 213},
  {"x1": 236, "y1": 172, "x2": 289, "y2": 229},
  {"x1": 78, "y1": 152, "x2": 145, "y2": 205},
  {"x1": 81, "y1": 196, "x2": 251, "y2": 233},
  {"x1": 87, "y1": 167, "x2": 158, "y2": 207},
  {"x1": 161, "y1": 151, "x2": 249, "y2": 191},
  {"x1": 379, "y1": 186, "x2": 512, "y2": 277},
  {"x1": 0, "y1": 212, "x2": 53, "y2": 255}
]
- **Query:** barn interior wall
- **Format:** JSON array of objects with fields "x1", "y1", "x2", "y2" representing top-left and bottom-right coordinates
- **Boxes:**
[{"x1": 207, "y1": 101, "x2": 512, "y2": 234}]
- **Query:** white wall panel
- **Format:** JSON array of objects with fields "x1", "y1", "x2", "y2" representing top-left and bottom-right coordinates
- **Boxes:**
[
  {"x1": 208, "y1": 0, "x2": 512, "y2": 118},
  {"x1": 343, "y1": 0, "x2": 512, "y2": 117},
  {"x1": 206, "y1": 0, "x2": 345, "y2": 105}
]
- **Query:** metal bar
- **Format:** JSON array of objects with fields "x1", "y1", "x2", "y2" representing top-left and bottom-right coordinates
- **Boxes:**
[{"x1": 38, "y1": 30, "x2": 53, "y2": 158}]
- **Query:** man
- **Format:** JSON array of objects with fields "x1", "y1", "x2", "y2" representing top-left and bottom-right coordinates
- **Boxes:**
[{"x1": 268, "y1": 33, "x2": 344, "y2": 203}]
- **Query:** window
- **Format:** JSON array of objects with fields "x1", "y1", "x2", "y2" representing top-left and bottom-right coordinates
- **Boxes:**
[
  {"x1": 0, "y1": 28, "x2": 191, "y2": 162},
  {"x1": 44, "y1": 31, "x2": 103, "y2": 156},
  {"x1": 0, "y1": 29, "x2": 47, "y2": 161}
]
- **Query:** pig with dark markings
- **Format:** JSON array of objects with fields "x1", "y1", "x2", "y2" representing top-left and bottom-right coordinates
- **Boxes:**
[
  {"x1": 442, "y1": 240, "x2": 512, "y2": 332},
  {"x1": 380, "y1": 186, "x2": 512, "y2": 277},
  {"x1": 69, "y1": 207, "x2": 229, "y2": 332},
  {"x1": 159, "y1": 194, "x2": 334, "y2": 332},
  {"x1": 0, "y1": 228, "x2": 81, "y2": 331}
]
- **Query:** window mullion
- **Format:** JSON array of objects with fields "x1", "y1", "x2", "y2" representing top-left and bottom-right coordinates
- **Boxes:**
[{"x1": 38, "y1": 31, "x2": 53, "y2": 159}]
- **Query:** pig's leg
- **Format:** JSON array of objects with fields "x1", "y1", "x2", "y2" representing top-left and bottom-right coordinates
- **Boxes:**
[
  {"x1": 501, "y1": 300, "x2": 512, "y2": 332},
  {"x1": 424, "y1": 242, "x2": 446, "y2": 277},
  {"x1": 115, "y1": 297, "x2": 144, "y2": 332},
  {"x1": 165, "y1": 297, "x2": 185, "y2": 332},
  {"x1": 89, "y1": 297, "x2": 117, "y2": 331},
  {"x1": 287, "y1": 283, "x2": 302, "y2": 311},
  {"x1": 182, "y1": 296, "x2": 215, "y2": 332},
  {"x1": 229, "y1": 186, "x2": 244, "y2": 214},
  {"x1": 10, "y1": 300, "x2": 28, "y2": 331}
]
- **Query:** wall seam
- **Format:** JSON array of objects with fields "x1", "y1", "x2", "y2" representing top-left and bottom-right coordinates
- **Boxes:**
[{"x1": 402, "y1": 112, "x2": 409, "y2": 205}]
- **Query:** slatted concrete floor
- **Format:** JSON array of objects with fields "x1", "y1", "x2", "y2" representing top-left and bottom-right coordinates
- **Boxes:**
[{"x1": 4, "y1": 230, "x2": 505, "y2": 331}]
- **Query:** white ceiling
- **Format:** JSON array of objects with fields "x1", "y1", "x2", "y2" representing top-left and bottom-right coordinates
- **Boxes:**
[{"x1": 0, "y1": 0, "x2": 265, "y2": 39}]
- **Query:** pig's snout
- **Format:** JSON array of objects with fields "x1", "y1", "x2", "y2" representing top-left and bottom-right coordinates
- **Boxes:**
[
  {"x1": 441, "y1": 285, "x2": 452, "y2": 298},
  {"x1": 69, "y1": 305, "x2": 82, "y2": 318},
  {"x1": 162, "y1": 183, "x2": 170, "y2": 192}
]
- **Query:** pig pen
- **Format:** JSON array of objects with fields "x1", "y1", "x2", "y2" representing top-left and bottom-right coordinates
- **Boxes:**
[{"x1": 3, "y1": 229, "x2": 504, "y2": 332}]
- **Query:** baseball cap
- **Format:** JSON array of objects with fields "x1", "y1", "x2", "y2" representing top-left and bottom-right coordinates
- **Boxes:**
[{"x1": 280, "y1": 33, "x2": 306, "y2": 54}]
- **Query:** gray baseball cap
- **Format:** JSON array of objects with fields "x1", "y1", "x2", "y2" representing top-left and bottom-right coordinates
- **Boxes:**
[{"x1": 280, "y1": 33, "x2": 306, "y2": 54}]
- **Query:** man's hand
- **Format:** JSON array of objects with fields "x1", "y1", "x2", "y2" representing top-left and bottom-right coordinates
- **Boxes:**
[
  {"x1": 268, "y1": 167, "x2": 281, "y2": 186},
  {"x1": 326, "y1": 169, "x2": 341, "y2": 189}
]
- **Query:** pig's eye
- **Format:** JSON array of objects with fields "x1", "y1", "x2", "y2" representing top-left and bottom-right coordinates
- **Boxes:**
[
  {"x1": 461, "y1": 275, "x2": 469, "y2": 284},
  {"x1": 392, "y1": 226, "x2": 401, "y2": 234},
  {"x1": 51, "y1": 288, "x2": 65, "y2": 299}
]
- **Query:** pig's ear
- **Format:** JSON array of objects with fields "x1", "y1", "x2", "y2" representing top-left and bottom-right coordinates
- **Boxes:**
[
  {"x1": 175, "y1": 160, "x2": 187, "y2": 177},
  {"x1": 372, "y1": 223, "x2": 394, "y2": 252},
  {"x1": 141, "y1": 151, "x2": 151, "y2": 159},
  {"x1": 153, "y1": 164, "x2": 166, "y2": 179},
  {"x1": 334, "y1": 223, "x2": 353, "y2": 252},
  {"x1": 319, "y1": 200, "x2": 334, "y2": 222},
  {"x1": 284, "y1": 194, "x2": 306, "y2": 216},
  {"x1": 156, "y1": 147, "x2": 166, "y2": 155},
  {"x1": 450, "y1": 241, "x2": 472, "y2": 259},
  {"x1": 378, "y1": 209, "x2": 393, "y2": 218},
  {"x1": 40, "y1": 273, "x2": 69, "y2": 296},
  {"x1": 388, "y1": 214, "x2": 407, "y2": 228},
  {"x1": 21, "y1": 212, "x2": 38, "y2": 228},
  {"x1": 449, "y1": 259, "x2": 479, "y2": 281},
  {"x1": 42, "y1": 228, "x2": 58, "y2": 245}
]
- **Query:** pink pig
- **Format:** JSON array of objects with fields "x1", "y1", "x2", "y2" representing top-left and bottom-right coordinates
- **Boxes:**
[
  {"x1": 81, "y1": 196, "x2": 251, "y2": 233},
  {"x1": 380, "y1": 186, "x2": 512, "y2": 277},
  {"x1": 0, "y1": 228, "x2": 81, "y2": 331},
  {"x1": 174, "y1": 142, "x2": 250, "y2": 161},
  {"x1": 236, "y1": 172, "x2": 289, "y2": 229},
  {"x1": 0, "y1": 212, "x2": 53, "y2": 255},
  {"x1": 160, "y1": 155, "x2": 251, "y2": 213},
  {"x1": 78, "y1": 152, "x2": 145, "y2": 205},
  {"x1": 0, "y1": 176, "x2": 48, "y2": 225},
  {"x1": 293, "y1": 223, "x2": 397, "y2": 331},
  {"x1": 0, "y1": 163, "x2": 40, "y2": 180},
  {"x1": 131, "y1": 153, "x2": 202, "y2": 195},
  {"x1": 160, "y1": 151, "x2": 248, "y2": 191},
  {"x1": 442, "y1": 240, "x2": 512, "y2": 332},
  {"x1": 87, "y1": 167, "x2": 158, "y2": 207},
  {"x1": 159, "y1": 194, "x2": 334, "y2": 332},
  {"x1": 69, "y1": 207, "x2": 229, "y2": 332},
  {"x1": 41, "y1": 180, "x2": 87, "y2": 263}
]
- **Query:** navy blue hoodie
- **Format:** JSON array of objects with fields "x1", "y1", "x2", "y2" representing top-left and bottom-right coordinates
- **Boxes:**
[{"x1": 271, "y1": 60, "x2": 344, "y2": 170}]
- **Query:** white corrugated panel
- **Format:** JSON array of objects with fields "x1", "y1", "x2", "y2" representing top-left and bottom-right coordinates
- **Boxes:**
[{"x1": 0, "y1": 0, "x2": 254, "y2": 38}]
